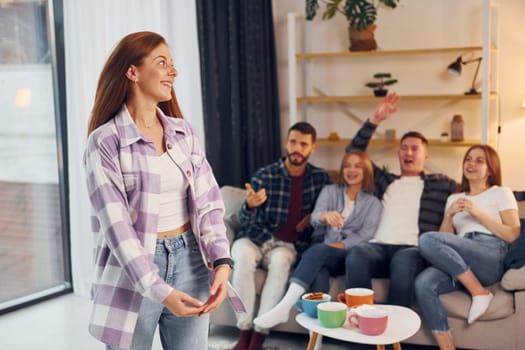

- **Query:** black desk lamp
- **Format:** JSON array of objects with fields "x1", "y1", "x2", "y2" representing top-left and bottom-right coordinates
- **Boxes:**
[{"x1": 447, "y1": 55, "x2": 483, "y2": 95}]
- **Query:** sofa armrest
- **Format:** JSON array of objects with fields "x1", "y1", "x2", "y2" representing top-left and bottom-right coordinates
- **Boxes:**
[
  {"x1": 224, "y1": 216, "x2": 237, "y2": 247},
  {"x1": 221, "y1": 186, "x2": 246, "y2": 246}
]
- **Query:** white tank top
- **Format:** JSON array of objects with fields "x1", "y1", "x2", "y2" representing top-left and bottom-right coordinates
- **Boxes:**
[{"x1": 157, "y1": 152, "x2": 190, "y2": 232}]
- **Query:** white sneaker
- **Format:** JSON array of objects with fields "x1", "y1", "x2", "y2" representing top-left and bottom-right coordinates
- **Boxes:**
[{"x1": 468, "y1": 292, "x2": 493, "y2": 324}]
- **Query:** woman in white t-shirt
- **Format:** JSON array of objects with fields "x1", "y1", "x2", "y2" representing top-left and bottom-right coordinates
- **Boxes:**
[{"x1": 415, "y1": 145, "x2": 521, "y2": 350}]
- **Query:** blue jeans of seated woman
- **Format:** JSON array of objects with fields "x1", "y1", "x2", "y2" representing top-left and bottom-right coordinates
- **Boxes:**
[
  {"x1": 291, "y1": 243, "x2": 347, "y2": 293},
  {"x1": 106, "y1": 230, "x2": 210, "y2": 350},
  {"x1": 415, "y1": 231, "x2": 508, "y2": 332}
]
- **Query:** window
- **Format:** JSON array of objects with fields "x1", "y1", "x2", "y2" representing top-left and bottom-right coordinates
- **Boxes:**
[{"x1": 0, "y1": 0, "x2": 70, "y2": 313}]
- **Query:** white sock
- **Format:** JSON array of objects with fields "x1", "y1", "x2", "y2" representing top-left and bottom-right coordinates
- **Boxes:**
[
  {"x1": 468, "y1": 292, "x2": 494, "y2": 324},
  {"x1": 253, "y1": 283, "x2": 305, "y2": 329}
]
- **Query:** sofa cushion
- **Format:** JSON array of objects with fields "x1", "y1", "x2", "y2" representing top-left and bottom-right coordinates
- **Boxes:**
[
  {"x1": 503, "y1": 218, "x2": 525, "y2": 269},
  {"x1": 499, "y1": 203, "x2": 525, "y2": 290},
  {"x1": 501, "y1": 266, "x2": 525, "y2": 291},
  {"x1": 221, "y1": 185, "x2": 245, "y2": 224},
  {"x1": 221, "y1": 186, "x2": 245, "y2": 244}
]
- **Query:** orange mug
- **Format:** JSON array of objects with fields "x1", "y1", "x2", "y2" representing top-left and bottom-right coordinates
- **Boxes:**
[{"x1": 337, "y1": 288, "x2": 374, "y2": 308}]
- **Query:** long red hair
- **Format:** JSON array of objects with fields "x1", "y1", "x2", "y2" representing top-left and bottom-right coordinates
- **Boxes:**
[{"x1": 87, "y1": 31, "x2": 182, "y2": 136}]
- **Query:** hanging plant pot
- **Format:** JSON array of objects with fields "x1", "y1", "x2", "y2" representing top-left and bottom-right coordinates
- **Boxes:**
[
  {"x1": 373, "y1": 89, "x2": 388, "y2": 97},
  {"x1": 348, "y1": 24, "x2": 378, "y2": 52}
]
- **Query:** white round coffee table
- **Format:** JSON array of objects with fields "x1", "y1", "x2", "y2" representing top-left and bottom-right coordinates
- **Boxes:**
[{"x1": 296, "y1": 304, "x2": 421, "y2": 350}]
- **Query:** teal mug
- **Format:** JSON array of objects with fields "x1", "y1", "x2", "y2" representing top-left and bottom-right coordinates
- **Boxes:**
[{"x1": 294, "y1": 292, "x2": 331, "y2": 318}]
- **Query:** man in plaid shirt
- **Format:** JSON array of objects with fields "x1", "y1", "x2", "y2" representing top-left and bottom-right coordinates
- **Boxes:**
[{"x1": 230, "y1": 122, "x2": 331, "y2": 350}]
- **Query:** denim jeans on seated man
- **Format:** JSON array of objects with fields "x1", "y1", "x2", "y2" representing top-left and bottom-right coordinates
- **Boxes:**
[
  {"x1": 344, "y1": 113, "x2": 457, "y2": 308},
  {"x1": 345, "y1": 242, "x2": 427, "y2": 307},
  {"x1": 291, "y1": 242, "x2": 347, "y2": 294}
]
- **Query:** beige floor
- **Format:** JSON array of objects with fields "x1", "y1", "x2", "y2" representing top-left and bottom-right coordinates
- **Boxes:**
[{"x1": 0, "y1": 293, "x2": 437, "y2": 350}]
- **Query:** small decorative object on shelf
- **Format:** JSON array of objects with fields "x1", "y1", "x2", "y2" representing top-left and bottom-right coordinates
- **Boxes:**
[
  {"x1": 328, "y1": 132, "x2": 340, "y2": 141},
  {"x1": 451, "y1": 115, "x2": 464, "y2": 141},
  {"x1": 440, "y1": 132, "x2": 449, "y2": 143},
  {"x1": 304, "y1": 0, "x2": 401, "y2": 51},
  {"x1": 365, "y1": 73, "x2": 398, "y2": 97},
  {"x1": 385, "y1": 129, "x2": 396, "y2": 141}
]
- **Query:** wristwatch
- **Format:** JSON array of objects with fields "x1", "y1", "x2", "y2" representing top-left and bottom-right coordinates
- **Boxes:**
[{"x1": 213, "y1": 258, "x2": 234, "y2": 270}]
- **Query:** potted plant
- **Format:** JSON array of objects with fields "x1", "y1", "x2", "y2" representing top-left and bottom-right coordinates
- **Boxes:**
[
  {"x1": 305, "y1": 0, "x2": 400, "y2": 51},
  {"x1": 365, "y1": 72, "x2": 398, "y2": 96}
]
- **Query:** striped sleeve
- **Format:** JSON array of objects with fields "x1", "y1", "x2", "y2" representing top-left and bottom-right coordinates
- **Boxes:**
[{"x1": 85, "y1": 129, "x2": 172, "y2": 303}]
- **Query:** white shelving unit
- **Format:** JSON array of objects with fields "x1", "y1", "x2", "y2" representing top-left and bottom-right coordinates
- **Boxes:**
[{"x1": 287, "y1": 0, "x2": 500, "y2": 148}]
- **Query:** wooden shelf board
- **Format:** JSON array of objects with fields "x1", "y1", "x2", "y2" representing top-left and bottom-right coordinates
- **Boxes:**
[
  {"x1": 298, "y1": 93, "x2": 498, "y2": 103},
  {"x1": 297, "y1": 94, "x2": 489, "y2": 103},
  {"x1": 296, "y1": 46, "x2": 486, "y2": 59},
  {"x1": 316, "y1": 138, "x2": 480, "y2": 147}
]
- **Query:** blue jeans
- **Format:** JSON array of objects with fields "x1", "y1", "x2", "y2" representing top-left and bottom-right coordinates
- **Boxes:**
[
  {"x1": 107, "y1": 230, "x2": 210, "y2": 350},
  {"x1": 345, "y1": 242, "x2": 426, "y2": 306},
  {"x1": 415, "y1": 231, "x2": 508, "y2": 332},
  {"x1": 290, "y1": 243, "x2": 347, "y2": 293}
]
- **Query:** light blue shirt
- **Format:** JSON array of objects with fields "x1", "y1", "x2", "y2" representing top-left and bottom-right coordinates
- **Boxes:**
[{"x1": 310, "y1": 184, "x2": 382, "y2": 249}]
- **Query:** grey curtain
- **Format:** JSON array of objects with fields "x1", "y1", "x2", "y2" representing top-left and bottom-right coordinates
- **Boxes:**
[{"x1": 196, "y1": 0, "x2": 281, "y2": 187}]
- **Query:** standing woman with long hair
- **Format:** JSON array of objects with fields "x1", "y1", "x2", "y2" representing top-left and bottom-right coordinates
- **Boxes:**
[
  {"x1": 84, "y1": 31, "x2": 233, "y2": 350},
  {"x1": 415, "y1": 145, "x2": 520, "y2": 350}
]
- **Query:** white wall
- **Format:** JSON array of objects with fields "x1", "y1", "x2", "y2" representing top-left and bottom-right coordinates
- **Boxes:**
[
  {"x1": 496, "y1": 0, "x2": 525, "y2": 190},
  {"x1": 272, "y1": 0, "x2": 525, "y2": 189}
]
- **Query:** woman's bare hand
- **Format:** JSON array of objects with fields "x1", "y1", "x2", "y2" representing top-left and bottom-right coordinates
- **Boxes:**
[
  {"x1": 200, "y1": 266, "x2": 230, "y2": 315},
  {"x1": 162, "y1": 289, "x2": 205, "y2": 317}
]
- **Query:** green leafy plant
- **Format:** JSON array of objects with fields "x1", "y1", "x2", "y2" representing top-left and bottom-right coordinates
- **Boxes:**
[
  {"x1": 365, "y1": 72, "x2": 398, "y2": 90},
  {"x1": 305, "y1": 0, "x2": 400, "y2": 31}
]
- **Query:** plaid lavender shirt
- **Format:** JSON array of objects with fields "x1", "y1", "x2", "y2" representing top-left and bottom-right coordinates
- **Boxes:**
[{"x1": 84, "y1": 105, "x2": 232, "y2": 349}]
